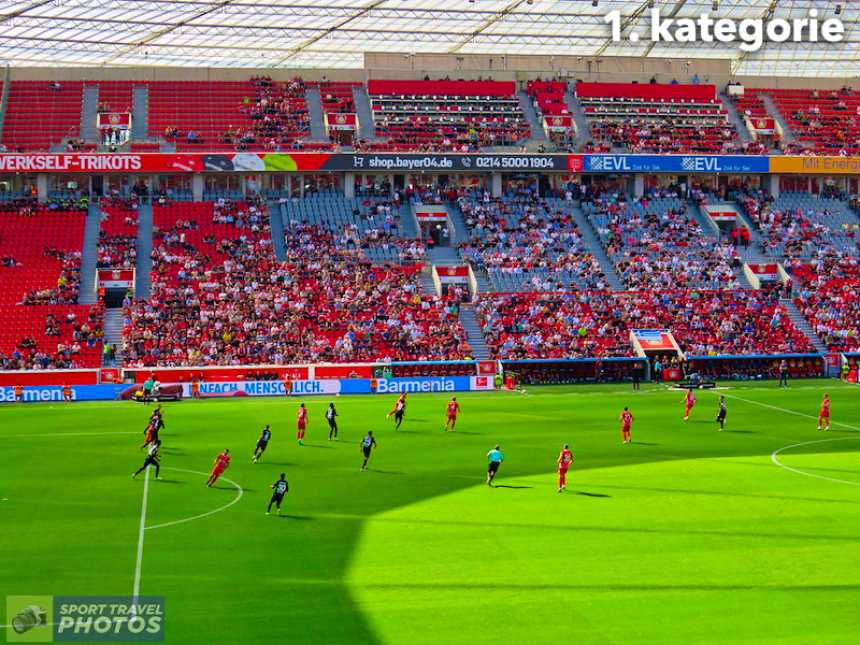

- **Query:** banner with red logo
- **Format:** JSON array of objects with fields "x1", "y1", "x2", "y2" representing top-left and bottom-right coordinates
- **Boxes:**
[
  {"x1": 748, "y1": 263, "x2": 780, "y2": 281},
  {"x1": 751, "y1": 117, "x2": 776, "y2": 135},
  {"x1": 544, "y1": 115, "x2": 573, "y2": 132},
  {"x1": 434, "y1": 265, "x2": 469, "y2": 284},
  {"x1": 326, "y1": 113, "x2": 357, "y2": 130},
  {"x1": 97, "y1": 113, "x2": 132, "y2": 129},
  {"x1": 98, "y1": 269, "x2": 134, "y2": 288}
]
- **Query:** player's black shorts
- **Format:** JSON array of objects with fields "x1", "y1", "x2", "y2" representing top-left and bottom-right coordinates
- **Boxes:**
[
  {"x1": 256, "y1": 440, "x2": 268, "y2": 452},
  {"x1": 327, "y1": 419, "x2": 337, "y2": 429},
  {"x1": 270, "y1": 493, "x2": 284, "y2": 504},
  {"x1": 488, "y1": 461, "x2": 500, "y2": 474},
  {"x1": 363, "y1": 447, "x2": 372, "y2": 458},
  {"x1": 144, "y1": 456, "x2": 158, "y2": 468},
  {"x1": 394, "y1": 411, "x2": 404, "y2": 421},
  {"x1": 716, "y1": 411, "x2": 726, "y2": 421}
]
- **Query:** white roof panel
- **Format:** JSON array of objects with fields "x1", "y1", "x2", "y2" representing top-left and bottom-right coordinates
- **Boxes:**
[{"x1": 0, "y1": 0, "x2": 854, "y2": 75}]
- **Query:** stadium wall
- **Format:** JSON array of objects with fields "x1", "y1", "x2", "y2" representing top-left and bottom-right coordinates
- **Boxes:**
[{"x1": 7, "y1": 54, "x2": 859, "y2": 89}]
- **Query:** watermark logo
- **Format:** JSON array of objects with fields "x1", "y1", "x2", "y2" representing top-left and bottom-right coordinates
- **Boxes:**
[
  {"x1": 6, "y1": 596, "x2": 164, "y2": 642},
  {"x1": 6, "y1": 597, "x2": 52, "y2": 643},
  {"x1": 605, "y1": 8, "x2": 844, "y2": 53}
]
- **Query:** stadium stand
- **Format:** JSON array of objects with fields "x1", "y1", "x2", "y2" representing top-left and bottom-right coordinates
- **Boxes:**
[
  {"x1": 583, "y1": 193, "x2": 741, "y2": 289},
  {"x1": 788, "y1": 250, "x2": 860, "y2": 352},
  {"x1": 97, "y1": 198, "x2": 139, "y2": 270},
  {"x1": 1, "y1": 81, "x2": 85, "y2": 152},
  {"x1": 476, "y1": 290, "x2": 814, "y2": 360},
  {"x1": 739, "y1": 191, "x2": 859, "y2": 258},
  {"x1": 147, "y1": 77, "x2": 309, "y2": 151},
  {"x1": 122, "y1": 199, "x2": 467, "y2": 366},
  {"x1": 764, "y1": 87, "x2": 860, "y2": 154},
  {"x1": 457, "y1": 192, "x2": 610, "y2": 292},
  {"x1": 576, "y1": 82, "x2": 742, "y2": 154},
  {"x1": 367, "y1": 80, "x2": 530, "y2": 151},
  {"x1": 0, "y1": 202, "x2": 103, "y2": 368}
]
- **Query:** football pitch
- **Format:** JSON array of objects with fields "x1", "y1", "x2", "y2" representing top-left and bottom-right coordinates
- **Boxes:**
[{"x1": 2, "y1": 381, "x2": 859, "y2": 644}]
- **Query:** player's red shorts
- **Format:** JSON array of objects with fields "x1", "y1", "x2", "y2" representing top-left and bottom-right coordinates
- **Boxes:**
[
  {"x1": 819, "y1": 411, "x2": 830, "y2": 419},
  {"x1": 297, "y1": 420, "x2": 306, "y2": 430},
  {"x1": 447, "y1": 414, "x2": 457, "y2": 422},
  {"x1": 145, "y1": 431, "x2": 155, "y2": 444},
  {"x1": 210, "y1": 466, "x2": 225, "y2": 478},
  {"x1": 558, "y1": 466, "x2": 569, "y2": 475},
  {"x1": 622, "y1": 424, "x2": 631, "y2": 432}
]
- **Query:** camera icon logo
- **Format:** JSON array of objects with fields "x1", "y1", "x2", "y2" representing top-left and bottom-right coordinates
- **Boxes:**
[{"x1": 6, "y1": 597, "x2": 53, "y2": 643}]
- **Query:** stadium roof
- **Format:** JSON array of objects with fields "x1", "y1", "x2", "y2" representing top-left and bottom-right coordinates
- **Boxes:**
[{"x1": 0, "y1": 0, "x2": 858, "y2": 76}]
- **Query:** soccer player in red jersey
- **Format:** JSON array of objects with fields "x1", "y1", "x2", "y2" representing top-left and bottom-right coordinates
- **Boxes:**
[
  {"x1": 683, "y1": 388, "x2": 696, "y2": 421},
  {"x1": 206, "y1": 449, "x2": 231, "y2": 487},
  {"x1": 296, "y1": 403, "x2": 308, "y2": 445},
  {"x1": 620, "y1": 407, "x2": 634, "y2": 443},
  {"x1": 817, "y1": 393, "x2": 831, "y2": 431},
  {"x1": 387, "y1": 392, "x2": 407, "y2": 430},
  {"x1": 443, "y1": 397, "x2": 460, "y2": 432},
  {"x1": 557, "y1": 444, "x2": 575, "y2": 492}
]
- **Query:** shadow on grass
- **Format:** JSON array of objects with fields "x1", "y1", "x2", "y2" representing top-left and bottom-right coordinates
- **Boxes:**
[
  {"x1": 494, "y1": 484, "x2": 533, "y2": 489},
  {"x1": 576, "y1": 491, "x2": 611, "y2": 498}
]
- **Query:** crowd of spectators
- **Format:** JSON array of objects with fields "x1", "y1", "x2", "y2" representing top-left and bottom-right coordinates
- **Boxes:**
[
  {"x1": 739, "y1": 193, "x2": 829, "y2": 257},
  {"x1": 476, "y1": 289, "x2": 814, "y2": 360},
  {"x1": 231, "y1": 76, "x2": 309, "y2": 149},
  {"x1": 585, "y1": 194, "x2": 740, "y2": 289},
  {"x1": 788, "y1": 250, "x2": 860, "y2": 352},
  {"x1": 0, "y1": 307, "x2": 104, "y2": 370},
  {"x1": 123, "y1": 204, "x2": 469, "y2": 366},
  {"x1": 21, "y1": 247, "x2": 82, "y2": 304},
  {"x1": 457, "y1": 192, "x2": 610, "y2": 290}
]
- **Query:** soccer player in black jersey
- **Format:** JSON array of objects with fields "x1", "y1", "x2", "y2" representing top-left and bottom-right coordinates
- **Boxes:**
[
  {"x1": 716, "y1": 396, "x2": 727, "y2": 431},
  {"x1": 360, "y1": 431, "x2": 378, "y2": 471},
  {"x1": 252, "y1": 425, "x2": 272, "y2": 463},
  {"x1": 133, "y1": 440, "x2": 161, "y2": 479},
  {"x1": 326, "y1": 403, "x2": 339, "y2": 440},
  {"x1": 267, "y1": 473, "x2": 289, "y2": 515}
]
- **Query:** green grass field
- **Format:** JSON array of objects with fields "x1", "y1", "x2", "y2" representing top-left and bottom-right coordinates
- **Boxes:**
[{"x1": 2, "y1": 381, "x2": 859, "y2": 644}]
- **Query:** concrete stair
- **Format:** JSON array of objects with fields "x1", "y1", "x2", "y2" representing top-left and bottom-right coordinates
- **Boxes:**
[
  {"x1": 471, "y1": 266, "x2": 492, "y2": 294},
  {"x1": 131, "y1": 85, "x2": 151, "y2": 141},
  {"x1": 102, "y1": 308, "x2": 125, "y2": 365},
  {"x1": 780, "y1": 297, "x2": 828, "y2": 354},
  {"x1": 443, "y1": 203, "x2": 470, "y2": 246},
  {"x1": 719, "y1": 93, "x2": 752, "y2": 143},
  {"x1": 517, "y1": 89, "x2": 546, "y2": 142},
  {"x1": 352, "y1": 85, "x2": 381, "y2": 141},
  {"x1": 268, "y1": 200, "x2": 286, "y2": 261},
  {"x1": 304, "y1": 86, "x2": 329, "y2": 141},
  {"x1": 565, "y1": 89, "x2": 592, "y2": 148},
  {"x1": 81, "y1": 85, "x2": 99, "y2": 142},
  {"x1": 761, "y1": 93, "x2": 797, "y2": 143},
  {"x1": 398, "y1": 203, "x2": 419, "y2": 239},
  {"x1": 459, "y1": 304, "x2": 490, "y2": 360},
  {"x1": 427, "y1": 245, "x2": 461, "y2": 266},
  {"x1": 77, "y1": 204, "x2": 102, "y2": 304},
  {"x1": 568, "y1": 204, "x2": 624, "y2": 290},
  {"x1": 135, "y1": 203, "x2": 153, "y2": 299},
  {"x1": 419, "y1": 273, "x2": 437, "y2": 296}
]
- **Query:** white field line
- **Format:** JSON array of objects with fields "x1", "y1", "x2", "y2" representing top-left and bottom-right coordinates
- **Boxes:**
[
  {"x1": 131, "y1": 465, "x2": 151, "y2": 613},
  {"x1": 771, "y1": 437, "x2": 860, "y2": 487},
  {"x1": 144, "y1": 467, "x2": 243, "y2": 531},
  {"x1": 710, "y1": 391, "x2": 860, "y2": 432}
]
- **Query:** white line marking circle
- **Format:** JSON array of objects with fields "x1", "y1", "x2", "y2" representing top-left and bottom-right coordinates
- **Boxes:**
[
  {"x1": 771, "y1": 436, "x2": 860, "y2": 487},
  {"x1": 144, "y1": 467, "x2": 244, "y2": 530}
]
